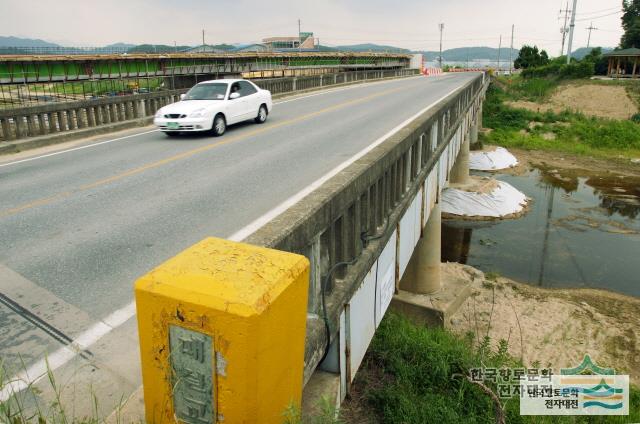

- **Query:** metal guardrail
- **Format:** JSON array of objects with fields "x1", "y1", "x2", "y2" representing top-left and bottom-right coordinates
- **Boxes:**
[
  {"x1": 244, "y1": 73, "x2": 488, "y2": 384},
  {"x1": 0, "y1": 69, "x2": 419, "y2": 143}
]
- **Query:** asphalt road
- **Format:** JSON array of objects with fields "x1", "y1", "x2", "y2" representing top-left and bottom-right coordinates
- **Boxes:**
[{"x1": 0, "y1": 73, "x2": 478, "y2": 411}]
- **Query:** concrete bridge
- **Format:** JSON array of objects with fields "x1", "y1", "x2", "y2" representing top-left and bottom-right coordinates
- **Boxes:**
[
  {"x1": 0, "y1": 71, "x2": 487, "y2": 422},
  {"x1": 0, "y1": 52, "x2": 411, "y2": 84}
]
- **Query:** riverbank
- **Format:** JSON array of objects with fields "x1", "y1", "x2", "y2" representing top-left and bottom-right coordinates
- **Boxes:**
[
  {"x1": 341, "y1": 263, "x2": 640, "y2": 423},
  {"x1": 481, "y1": 78, "x2": 640, "y2": 161}
]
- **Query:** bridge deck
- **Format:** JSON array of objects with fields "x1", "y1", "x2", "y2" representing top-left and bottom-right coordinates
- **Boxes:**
[{"x1": 0, "y1": 73, "x2": 478, "y2": 415}]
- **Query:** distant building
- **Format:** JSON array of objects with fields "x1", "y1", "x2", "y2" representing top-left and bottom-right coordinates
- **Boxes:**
[{"x1": 263, "y1": 32, "x2": 316, "y2": 51}]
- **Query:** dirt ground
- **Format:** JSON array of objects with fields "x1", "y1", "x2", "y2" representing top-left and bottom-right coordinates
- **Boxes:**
[
  {"x1": 506, "y1": 83, "x2": 638, "y2": 120},
  {"x1": 446, "y1": 262, "x2": 640, "y2": 386},
  {"x1": 490, "y1": 146, "x2": 640, "y2": 178}
]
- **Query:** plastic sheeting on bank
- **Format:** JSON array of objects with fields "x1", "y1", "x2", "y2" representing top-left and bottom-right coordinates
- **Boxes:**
[
  {"x1": 441, "y1": 181, "x2": 528, "y2": 218},
  {"x1": 469, "y1": 147, "x2": 518, "y2": 171}
]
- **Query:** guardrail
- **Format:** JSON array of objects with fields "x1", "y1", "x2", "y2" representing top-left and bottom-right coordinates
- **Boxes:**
[
  {"x1": 243, "y1": 72, "x2": 488, "y2": 385},
  {"x1": 0, "y1": 69, "x2": 419, "y2": 143}
]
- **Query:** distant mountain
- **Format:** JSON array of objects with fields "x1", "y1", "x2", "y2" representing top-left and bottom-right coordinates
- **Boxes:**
[
  {"x1": 336, "y1": 43, "x2": 412, "y2": 54},
  {"x1": 419, "y1": 47, "x2": 520, "y2": 62},
  {"x1": 105, "y1": 42, "x2": 136, "y2": 49},
  {"x1": 0, "y1": 36, "x2": 60, "y2": 48},
  {"x1": 571, "y1": 47, "x2": 613, "y2": 60}
]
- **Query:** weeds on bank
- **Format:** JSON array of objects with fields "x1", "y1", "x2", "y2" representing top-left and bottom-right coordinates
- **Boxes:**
[
  {"x1": 0, "y1": 358, "x2": 132, "y2": 424},
  {"x1": 354, "y1": 312, "x2": 640, "y2": 424},
  {"x1": 482, "y1": 83, "x2": 640, "y2": 158},
  {"x1": 283, "y1": 397, "x2": 343, "y2": 424}
]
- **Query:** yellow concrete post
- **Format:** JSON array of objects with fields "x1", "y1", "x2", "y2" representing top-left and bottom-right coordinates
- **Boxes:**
[{"x1": 135, "y1": 237, "x2": 309, "y2": 423}]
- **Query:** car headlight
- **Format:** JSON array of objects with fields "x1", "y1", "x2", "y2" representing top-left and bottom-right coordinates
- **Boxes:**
[{"x1": 189, "y1": 108, "x2": 207, "y2": 118}]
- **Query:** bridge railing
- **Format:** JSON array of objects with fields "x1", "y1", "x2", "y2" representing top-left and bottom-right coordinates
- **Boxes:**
[
  {"x1": 0, "y1": 69, "x2": 419, "y2": 143},
  {"x1": 243, "y1": 73, "x2": 488, "y2": 384}
]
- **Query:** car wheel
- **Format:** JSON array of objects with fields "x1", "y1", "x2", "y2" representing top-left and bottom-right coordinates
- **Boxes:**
[
  {"x1": 164, "y1": 131, "x2": 179, "y2": 137},
  {"x1": 212, "y1": 114, "x2": 226, "y2": 136},
  {"x1": 254, "y1": 105, "x2": 268, "y2": 124}
]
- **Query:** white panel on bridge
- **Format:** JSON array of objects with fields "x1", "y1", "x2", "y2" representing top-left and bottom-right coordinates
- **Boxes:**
[
  {"x1": 397, "y1": 191, "x2": 422, "y2": 280},
  {"x1": 438, "y1": 149, "x2": 448, "y2": 190},
  {"x1": 430, "y1": 122, "x2": 438, "y2": 152},
  {"x1": 375, "y1": 229, "x2": 397, "y2": 328},
  {"x1": 347, "y1": 264, "x2": 377, "y2": 382},
  {"x1": 423, "y1": 169, "x2": 438, "y2": 227},
  {"x1": 339, "y1": 309, "x2": 347, "y2": 398}
]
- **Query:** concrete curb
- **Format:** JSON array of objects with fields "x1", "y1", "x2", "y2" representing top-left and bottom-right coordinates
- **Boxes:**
[
  {"x1": 0, "y1": 73, "x2": 419, "y2": 157},
  {"x1": 0, "y1": 118, "x2": 153, "y2": 156}
]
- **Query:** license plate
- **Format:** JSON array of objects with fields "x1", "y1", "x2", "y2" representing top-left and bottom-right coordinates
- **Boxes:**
[{"x1": 166, "y1": 122, "x2": 180, "y2": 130}]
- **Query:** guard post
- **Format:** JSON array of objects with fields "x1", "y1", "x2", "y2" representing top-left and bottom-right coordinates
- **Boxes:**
[{"x1": 135, "y1": 237, "x2": 309, "y2": 423}]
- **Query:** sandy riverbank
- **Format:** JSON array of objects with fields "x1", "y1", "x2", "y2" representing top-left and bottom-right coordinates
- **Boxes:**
[{"x1": 445, "y1": 262, "x2": 640, "y2": 385}]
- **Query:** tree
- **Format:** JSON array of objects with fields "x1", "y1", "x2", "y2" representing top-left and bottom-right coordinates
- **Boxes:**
[
  {"x1": 514, "y1": 45, "x2": 550, "y2": 69},
  {"x1": 583, "y1": 47, "x2": 609, "y2": 75},
  {"x1": 621, "y1": 0, "x2": 640, "y2": 48}
]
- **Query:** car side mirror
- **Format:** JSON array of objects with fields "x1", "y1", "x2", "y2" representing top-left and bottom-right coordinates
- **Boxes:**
[
  {"x1": 229, "y1": 92, "x2": 240, "y2": 100},
  {"x1": 180, "y1": 94, "x2": 186, "y2": 100}
]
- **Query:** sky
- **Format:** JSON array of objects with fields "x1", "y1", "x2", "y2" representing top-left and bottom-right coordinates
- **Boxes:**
[{"x1": 0, "y1": 0, "x2": 625, "y2": 55}]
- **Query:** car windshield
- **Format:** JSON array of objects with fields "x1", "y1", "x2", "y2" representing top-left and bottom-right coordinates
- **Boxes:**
[{"x1": 183, "y1": 83, "x2": 228, "y2": 100}]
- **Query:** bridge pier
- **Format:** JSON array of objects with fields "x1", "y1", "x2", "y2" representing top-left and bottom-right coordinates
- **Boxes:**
[
  {"x1": 449, "y1": 132, "x2": 470, "y2": 185},
  {"x1": 400, "y1": 203, "x2": 442, "y2": 294}
]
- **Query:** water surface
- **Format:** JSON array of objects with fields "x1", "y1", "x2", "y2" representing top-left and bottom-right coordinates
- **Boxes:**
[{"x1": 442, "y1": 166, "x2": 640, "y2": 297}]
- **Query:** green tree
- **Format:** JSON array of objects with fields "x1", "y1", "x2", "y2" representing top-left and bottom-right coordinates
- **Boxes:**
[
  {"x1": 583, "y1": 47, "x2": 609, "y2": 74},
  {"x1": 621, "y1": 0, "x2": 640, "y2": 48},
  {"x1": 514, "y1": 45, "x2": 550, "y2": 69}
]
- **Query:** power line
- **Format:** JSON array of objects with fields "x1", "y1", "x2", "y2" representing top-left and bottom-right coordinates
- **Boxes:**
[
  {"x1": 575, "y1": 10, "x2": 622, "y2": 21},
  {"x1": 575, "y1": 6, "x2": 621, "y2": 16}
]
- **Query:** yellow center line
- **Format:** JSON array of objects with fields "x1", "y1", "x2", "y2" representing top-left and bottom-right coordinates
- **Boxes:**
[{"x1": 1, "y1": 81, "x2": 422, "y2": 219}]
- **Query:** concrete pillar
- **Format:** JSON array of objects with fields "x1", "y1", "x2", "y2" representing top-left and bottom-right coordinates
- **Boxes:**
[
  {"x1": 469, "y1": 120, "x2": 481, "y2": 150},
  {"x1": 26, "y1": 115, "x2": 36, "y2": 137},
  {"x1": 449, "y1": 135, "x2": 470, "y2": 185},
  {"x1": 400, "y1": 203, "x2": 441, "y2": 294},
  {"x1": 37, "y1": 114, "x2": 47, "y2": 135},
  {"x1": 57, "y1": 111, "x2": 67, "y2": 131},
  {"x1": 1, "y1": 118, "x2": 14, "y2": 141},
  {"x1": 137, "y1": 100, "x2": 146, "y2": 118}
]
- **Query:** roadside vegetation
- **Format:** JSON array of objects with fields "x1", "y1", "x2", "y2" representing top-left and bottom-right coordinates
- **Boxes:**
[
  {"x1": 481, "y1": 81, "x2": 640, "y2": 158},
  {"x1": 480, "y1": 41, "x2": 640, "y2": 159},
  {"x1": 344, "y1": 312, "x2": 640, "y2": 424}
]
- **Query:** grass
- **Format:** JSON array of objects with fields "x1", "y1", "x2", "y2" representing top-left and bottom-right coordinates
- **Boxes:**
[
  {"x1": 482, "y1": 82, "x2": 640, "y2": 159},
  {"x1": 352, "y1": 312, "x2": 640, "y2": 424}
]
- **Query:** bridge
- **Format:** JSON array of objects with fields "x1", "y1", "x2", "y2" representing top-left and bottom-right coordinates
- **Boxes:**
[{"x1": 0, "y1": 71, "x2": 487, "y2": 421}]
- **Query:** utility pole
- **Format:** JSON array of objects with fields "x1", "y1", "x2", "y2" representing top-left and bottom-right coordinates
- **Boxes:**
[
  {"x1": 566, "y1": 0, "x2": 578, "y2": 63},
  {"x1": 298, "y1": 19, "x2": 302, "y2": 52},
  {"x1": 509, "y1": 24, "x2": 514, "y2": 74},
  {"x1": 497, "y1": 35, "x2": 502, "y2": 73},
  {"x1": 438, "y1": 23, "x2": 444, "y2": 68},
  {"x1": 586, "y1": 22, "x2": 598, "y2": 48},
  {"x1": 559, "y1": 1, "x2": 571, "y2": 56},
  {"x1": 202, "y1": 29, "x2": 205, "y2": 47}
]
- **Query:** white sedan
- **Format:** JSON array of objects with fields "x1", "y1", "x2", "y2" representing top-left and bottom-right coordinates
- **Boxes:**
[{"x1": 153, "y1": 79, "x2": 272, "y2": 137}]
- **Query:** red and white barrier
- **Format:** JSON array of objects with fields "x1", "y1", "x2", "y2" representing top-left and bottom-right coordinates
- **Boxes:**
[{"x1": 423, "y1": 68, "x2": 443, "y2": 77}]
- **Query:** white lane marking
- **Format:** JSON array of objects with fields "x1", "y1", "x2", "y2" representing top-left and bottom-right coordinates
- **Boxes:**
[
  {"x1": 227, "y1": 81, "x2": 463, "y2": 241},
  {"x1": 0, "y1": 303, "x2": 135, "y2": 401},
  {"x1": 0, "y1": 76, "x2": 423, "y2": 169},
  {"x1": 0, "y1": 76, "x2": 467, "y2": 401},
  {"x1": 0, "y1": 130, "x2": 159, "y2": 169}
]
